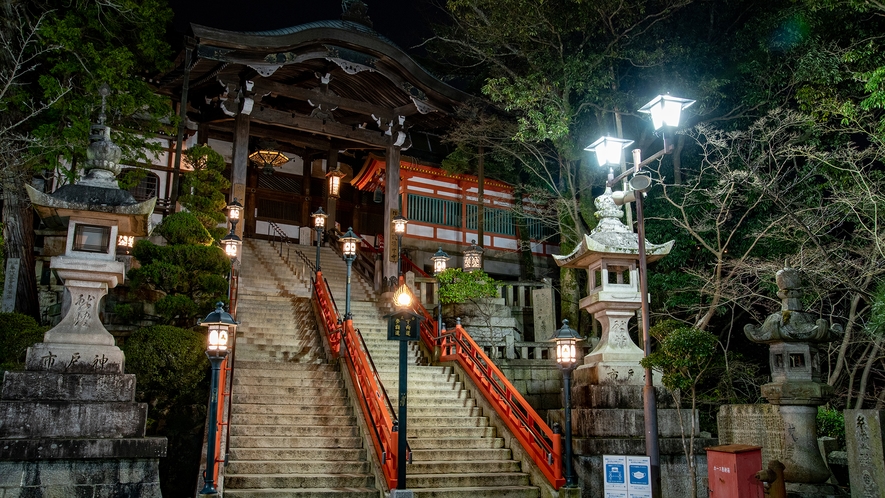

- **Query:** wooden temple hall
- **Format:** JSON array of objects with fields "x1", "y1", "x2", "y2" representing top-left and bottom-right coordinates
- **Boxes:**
[{"x1": 151, "y1": 1, "x2": 559, "y2": 280}]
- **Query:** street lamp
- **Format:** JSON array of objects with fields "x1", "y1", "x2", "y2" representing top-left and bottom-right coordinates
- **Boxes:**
[
  {"x1": 221, "y1": 229, "x2": 242, "y2": 260},
  {"x1": 312, "y1": 207, "x2": 327, "y2": 271},
  {"x1": 587, "y1": 93, "x2": 694, "y2": 498},
  {"x1": 463, "y1": 239, "x2": 483, "y2": 272},
  {"x1": 227, "y1": 197, "x2": 243, "y2": 232},
  {"x1": 199, "y1": 302, "x2": 237, "y2": 496},
  {"x1": 341, "y1": 227, "x2": 359, "y2": 321},
  {"x1": 387, "y1": 282, "x2": 422, "y2": 494},
  {"x1": 550, "y1": 319, "x2": 581, "y2": 488},
  {"x1": 431, "y1": 247, "x2": 449, "y2": 338},
  {"x1": 392, "y1": 214, "x2": 408, "y2": 277}
]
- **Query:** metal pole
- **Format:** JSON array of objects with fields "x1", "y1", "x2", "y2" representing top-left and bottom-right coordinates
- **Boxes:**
[
  {"x1": 200, "y1": 354, "x2": 225, "y2": 495},
  {"x1": 635, "y1": 173, "x2": 661, "y2": 498},
  {"x1": 397, "y1": 339, "x2": 408, "y2": 489},
  {"x1": 345, "y1": 255, "x2": 354, "y2": 320},
  {"x1": 315, "y1": 227, "x2": 323, "y2": 271},
  {"x1": 397, "y1": 233, "x2": 403, "y2": 276},
  {"x1": 563, "y1": 367, "x2": 576, "y2": 487}
]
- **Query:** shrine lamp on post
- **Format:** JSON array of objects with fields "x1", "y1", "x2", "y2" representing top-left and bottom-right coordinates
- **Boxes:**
[
  {"x1": 551, "y1": 319, "x2": 581, "y2": 488},
  {"x1": 327, "y1": 166, "x2": 346, "y2": 199},
  {"x1": 463, "y1": 240, "x2": 484, "y2": 272},
  {"x1": 199, "y1": 302, "x2": 237, "y2": 496},
  {"x1": 341, "y1": 227, "x2": 359, "y2": 321},
  {"x1": 312, "y1": 207, "x2": 327, "y2": 271},
  {"x1": 387, "y1": 281, "x2": 422, "y2": 493},
  {"x1": 226, "y1": 197, "x2": 243, "y2": 232},
  {"x1": 392, "y1": 214, "x2": 408, "y2": 277},
  {"x1": 586, "y1": 93, "x2": 694, "y2": 498},
  {"x1": 431, "y1": 247, "x2": 450, "y2": 338}
]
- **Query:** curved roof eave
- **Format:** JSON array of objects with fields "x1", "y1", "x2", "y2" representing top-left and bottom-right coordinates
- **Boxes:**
[{"x1": 191, "y1": 21, "x2": 474, "y2": 105}]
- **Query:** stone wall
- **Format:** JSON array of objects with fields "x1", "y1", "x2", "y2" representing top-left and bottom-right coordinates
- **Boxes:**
[
  {"x1": 0, "y1": 458, "x2": 162, "y2": 496},
  {"x1": 494, "y1": 358, "x2": 563, "y2": 420}
]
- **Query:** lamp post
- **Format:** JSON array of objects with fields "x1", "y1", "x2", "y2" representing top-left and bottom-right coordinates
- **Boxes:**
[
  {"x1": 312, "y1": 207, "x2": 327, "y2": 271},
  {"x1": 463, "y1": 239, "x2": 483, "y2": 272},
  {"x1": 431, "y1": 247, "x2": 449, "y2": 337},
  {"x1": 551, "y1": 319, "x2": 581, "y2": 488},
  {"x1": 585, "y1": 94, "x2": 694, "y2": 498},
  {"x1": 341, "y1": 227, "x2": 359, "y2": 321},
  {"x1": 227, "y1": 198, "x2": 243, "y2": 232},
  {"x1": 199, "y1": 302, "x2": 237, "y2": 496},
  {"x1": 392, "y1": 214, "x2": 408, "y2": 277},
  {"x1": 387, "y1": 283, "x2": 422, "y2": 494}
]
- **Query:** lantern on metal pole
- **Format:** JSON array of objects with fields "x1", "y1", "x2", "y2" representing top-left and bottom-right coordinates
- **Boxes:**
[
  {"x1": 341, "y1": 227, "x2": 359, "y2": 321},
  {"x1": 199, "y1": 302, "x2": 237, "y2": 496},
  {"x1": 550, "y1": 319, "x2": 581, "y2": 488},
  {"x1": 387, "y1": 282, "x2": 422, "y2": 493},
  {"x1": 392, "y1": 214, "x2": 408, "y2": 277},
  {"x1": 226, "y1": 197, "x2": 243, "y2": 232},
  {"x1": 431, "y1": 247, "x2": 449, "y2": 338},
  {"x1": 312, "y1": 207, "x2": 327, "y2": 271},
  {"x1": 463, "y1": 239, "x2": 484, "y2": 272}
]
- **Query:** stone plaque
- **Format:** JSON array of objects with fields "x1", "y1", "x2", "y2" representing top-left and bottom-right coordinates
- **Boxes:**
[
  {"x1": 1, "y1": 257, "x2": 20, "y2": 312},
  {"x1": 532, "y1": 285, "x2": 555, "y2": 341},
  {"x1": 299, "y1": 226, "x2": 313, "y2": 246},
  {"x1": 845, "y1": 409, "x2": 885, "y2": 498}
]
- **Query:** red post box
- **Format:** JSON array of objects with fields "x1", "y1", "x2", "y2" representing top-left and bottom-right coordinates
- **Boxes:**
[{"x1": 706, "y1": 444, "x2": 764, "y2": 498}]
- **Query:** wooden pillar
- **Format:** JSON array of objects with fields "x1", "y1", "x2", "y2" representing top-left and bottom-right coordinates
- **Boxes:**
[
  {"x1": 301, "y1": 151, "x2": 312, "y2": 229},
  {"x1": 384, "y1": 144, "x2": 401, "y2": 280},
  {"x1": 230, "y1": 112, "x2": 250, "y2": 238},
  {"x1": 326, "y1": 147, "x2": 339, "y2": 231}
]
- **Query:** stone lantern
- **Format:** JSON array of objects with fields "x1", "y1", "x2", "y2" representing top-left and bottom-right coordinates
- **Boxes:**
[
  {"x1": 743, "y1": 267, "x2": 842, "y2": 487},
  {"x1": 553, "y1": 186, "x2": 673, "y2": 384},
  {"x1": 0, "y1": 90, "x2": 165, "y2": 496}
]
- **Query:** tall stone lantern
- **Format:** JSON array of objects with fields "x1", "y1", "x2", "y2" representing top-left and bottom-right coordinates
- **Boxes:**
[
  {"x1": 743, "y1": 267, "x2": 842, "y2": 487},
  {"x1": 0, "y1": 92, "x2": 165, "y2": 496},
  {"x1": 553, "y1": 186, "x2": 673, "y2": 384}
]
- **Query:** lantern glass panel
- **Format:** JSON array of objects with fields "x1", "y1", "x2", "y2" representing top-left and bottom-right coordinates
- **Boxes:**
[{"x1": 73, "y1": 224, "x2": 111, "y2": 253}]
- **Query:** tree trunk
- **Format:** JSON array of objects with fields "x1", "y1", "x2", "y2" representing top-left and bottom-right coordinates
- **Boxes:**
[
  {"x1": 1, "y1": 166, "x2": 39, "y2": 319},
  {"x1": 672, "y1": 134, "x2": 685, "y2": 184}
]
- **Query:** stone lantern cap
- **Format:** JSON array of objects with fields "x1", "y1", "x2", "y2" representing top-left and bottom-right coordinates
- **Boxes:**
[{"x1": 553, "y1": 187, "x2": 673, "y2": 269}]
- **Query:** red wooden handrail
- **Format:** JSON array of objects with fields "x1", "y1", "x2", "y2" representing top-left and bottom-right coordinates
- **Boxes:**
[
  {"x1": 400, "y1": 254, "x2": 430, "y2": 277},
  {"x1": 312, "y1": 271, "x2": 400, "y2": 489},
  {"x1": 413, "y1": 301, "x2": 565, "y2": 489}
]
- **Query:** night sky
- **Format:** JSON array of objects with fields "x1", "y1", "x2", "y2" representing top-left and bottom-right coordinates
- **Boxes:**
[{"x1": 170, "y1": 0, "x2": 439, "y2": 54}]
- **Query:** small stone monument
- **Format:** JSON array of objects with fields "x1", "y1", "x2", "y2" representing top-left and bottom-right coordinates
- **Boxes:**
[
  {"x1": 721, "y1": 267, "x2": 843, "y2": 496},
  {"x1": 0, "y1": 87, "x2": 165, "y2": 496},
  {"x1": 844, "y1": 409, "x2": 885, "y2": 498}
]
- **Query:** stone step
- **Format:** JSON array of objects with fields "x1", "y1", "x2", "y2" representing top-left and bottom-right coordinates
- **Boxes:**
[
  {"x1": 410, "y1": 486, "x2": 538, "y2": 498},
  {"x1": 406, "y1": 460, "x2": 521, "y2": 474},
  {"x1": 408, "y1": 416, "x2": 487, "y2": 428},
  {"x1": 225, "y1": 488, "x2": 377, "y2": 498},
  {"x1": 229, "y1": 435, "x2": 363, "y2": 449},
  {"x1": 232, "y1": 394, "x2": 350, "y2": 406},
  {"x1": 409, "y1": 448, "x2": 512, "y2": 462},
  {"x1": 230, "y1": 414, "x2": 356, "y2": 427},
  {"x1": 406, "y1": 472, "x2": 529, "y2": 488},
  {"x1": 225, "y1": 473, "x2": 374, "y2": 489},
  {"x1": 235, "y1": 351, "x2": 325, "y2": 363},
  {"x1": 232, "y1": 385, "x2": 347, "y2": 398},
  {"x1": 226, "y1": 460, "x2": 370, "y2": 475},
  {"x1": 231, "y1": 404, "x2": 353, "y2": 416},
  {"x1": 405, "y1": 426, "x2": 495, "y2": 438},
  {"x1": 230, "y1": 424, "x2": 359, "y2": 437},
  {"x1": 234, "y1": 361, "x2": 335, "y2": 373},
  {"x1": 227, "y1": 447, "x2": 366, "y2": 462},
  {"x1": 234, "y1": 377, "x2": 343, "y2": 388},
  {"x1": 407, "y1": 438, "x2": 504, "y2": 450}
]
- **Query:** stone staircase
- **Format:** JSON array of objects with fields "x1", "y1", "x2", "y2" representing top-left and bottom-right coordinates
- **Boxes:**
[
  {"x1": 222, "y1": 239, "x2": 377, "y2": 497},
  {"x1": 288, "y1": 240, "x2": 542, "y2": 498}
]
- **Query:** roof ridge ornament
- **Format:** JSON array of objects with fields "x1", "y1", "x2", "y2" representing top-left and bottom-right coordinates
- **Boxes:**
[{"x1": 341, "y1": 0, "x2": 373, "y2": 28}]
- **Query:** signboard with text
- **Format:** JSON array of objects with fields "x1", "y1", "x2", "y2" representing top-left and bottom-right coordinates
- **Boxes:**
[
  {"x1": 604, "y1": 455, "x2": 651, "y2": 498},
  {"x1": 386, "y1": 310, "x2": 423, "y2": 341}
]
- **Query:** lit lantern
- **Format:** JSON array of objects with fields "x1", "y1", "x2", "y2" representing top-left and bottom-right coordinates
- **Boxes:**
[
  {"x1": 584, "y1": 136, "x2": 634, "y2": 167},
  {"x1": 463, "y1": 240, "x2": 484, "y2": 272},
  {"x1": 327, "y1": 167, "x2": 346, "y2": 198},
  {"x1": 341, "y1": 227, "x2": 359, "y2": 258},
  {"x1": 202, "y1": 302, "x2": 237, "y2": 355},
  {"x1": 551, "y1": 319, "x2": 582, "y2": 366},
  {"x1": 393, "y1": 283, "x2": 412, "y2": 309},
  {"x1": 221, "y1": 230, "x2": 242, "y2": 259},
  {"x1": 637, "y1": 94, "x2": 696, "y2": 130},
  {"x1": 432, "y1": 247, "x2": 449, "y2": 275}
]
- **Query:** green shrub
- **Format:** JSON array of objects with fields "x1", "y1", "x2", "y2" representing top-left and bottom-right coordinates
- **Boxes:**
[
  {"x1": 817, "y1": 406, "x2": 845, "y2": 449},
  {"x1": 437, "y1": 268, "x2": 500, "y2": 304},
  {"x1": 0, "y1": 312, "x2": 47, "y2": 372}
]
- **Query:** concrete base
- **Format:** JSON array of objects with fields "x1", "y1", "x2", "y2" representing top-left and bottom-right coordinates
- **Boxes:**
[
  {"x1": 389, "y1": 489, "x2": 415, "y2": 498},
  {"x1": 575, "y1": 450, "x2": 712, "y2": 498},
  {"x1": 784, "y1": 482, "x2": 841, "y2": 498},
  {"x1": 0, "y1": 458, "x2": 162, "y2": 497}
]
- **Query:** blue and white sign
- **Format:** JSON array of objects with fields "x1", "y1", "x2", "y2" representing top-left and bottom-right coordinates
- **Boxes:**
[
  {"x1": 626, "y1": 455, "x2": 652, "y2": 498},
  {"x1": 603, "y1": 454, "x2": 628, "y2": 497}
]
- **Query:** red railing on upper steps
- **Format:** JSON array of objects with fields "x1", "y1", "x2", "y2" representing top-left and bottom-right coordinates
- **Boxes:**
[
  {"x1": 412, "y1": 300, "x2": 565, "y2": 490},
  {"x1": 312, "y1": 271, "x2": 400, "y2": 490}
]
